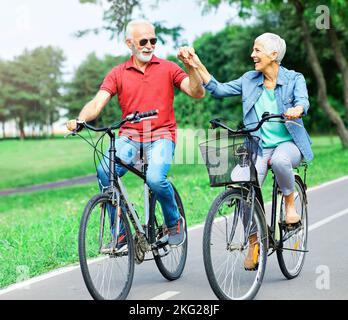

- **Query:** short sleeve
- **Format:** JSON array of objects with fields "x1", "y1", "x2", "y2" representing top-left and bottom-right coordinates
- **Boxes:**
[
  {"x1": 171, "y1": 63, "x2": 188, "y2": 89},
  {"x1": 100, "y1": 67, "x2": 118, "y2": 97}
]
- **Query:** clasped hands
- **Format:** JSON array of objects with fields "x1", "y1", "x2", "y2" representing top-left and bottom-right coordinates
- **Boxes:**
[{"x1": 177, "y1": 46, "x2": 201, "y2": 68}]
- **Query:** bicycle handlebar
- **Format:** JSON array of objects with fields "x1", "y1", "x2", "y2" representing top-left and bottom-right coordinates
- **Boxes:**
[
  {"x1": 70, "y1": 109, "x2": 159, "y2": 135},
  {"x1": 210, "y1": 112, "x2": 302, "y2": 134}
]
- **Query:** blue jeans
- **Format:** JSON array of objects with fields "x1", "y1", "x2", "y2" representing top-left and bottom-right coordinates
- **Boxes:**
[{"x1": 96, "y1": 136, "x2": 180, "y2": 228}]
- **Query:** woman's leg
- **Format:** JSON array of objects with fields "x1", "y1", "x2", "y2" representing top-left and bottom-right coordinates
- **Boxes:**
[
  {"x1": 270, "y1": 141, "x2": 302, "y2": 224},
  {"x1": 244, "y1": 149, "x2": 273, "y2": 269}
]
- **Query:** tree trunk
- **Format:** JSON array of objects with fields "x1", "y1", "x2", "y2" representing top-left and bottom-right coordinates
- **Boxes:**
[
  {"x1": 1, "y1": 121, "x2": 5, "y2": 139},
  {"x1": 292, "y1": 0, "x2": 348, "y2": 148},
  {"x1": 326, "y1": 19, "x2": 348, "y2": 125},
  {"x1": 18, "y1": 117, "x2": 26, "y2": 140}
]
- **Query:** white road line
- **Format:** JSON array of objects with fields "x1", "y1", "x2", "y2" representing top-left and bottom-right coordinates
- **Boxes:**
[
  {"x1": 309, "y1": 208, "x2": 348, "y2": 232},
  {"x1": 0, "y1": 175, "x2": 347, "y2": 297},
  {"x1": 0, "y1": 264, "x2": 81, "y2": 296},
  {"x1": 150, "y1": 291, "x2": 180, "y2": 300},
  {"x1": 306, "y1": 175, "x2": 348, "y2": 193}
]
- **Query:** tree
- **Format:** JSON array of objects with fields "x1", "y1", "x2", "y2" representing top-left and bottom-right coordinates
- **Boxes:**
[
  {"x1": 64, "y1": 53, "x2": 128, "y2": 126},
  {"x1": 76, "y1": 0, "x2": 184, "y2": 48},
  {"x1": 0, "y1": 47, "x2": 65, "y2": 138}
]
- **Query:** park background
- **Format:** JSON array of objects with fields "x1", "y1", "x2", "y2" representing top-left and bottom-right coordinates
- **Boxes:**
[{"x1": 0, "y1": 0, "x2": 347, "y2": 289}]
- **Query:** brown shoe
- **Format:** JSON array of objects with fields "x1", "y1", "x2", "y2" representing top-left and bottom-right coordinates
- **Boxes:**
[{"x1": 244, "y1": 233, "x2": 259, "y2": 271}]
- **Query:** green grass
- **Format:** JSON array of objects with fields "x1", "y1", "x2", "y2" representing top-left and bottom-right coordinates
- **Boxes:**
[
  {"x1": 0, "y1": 137, "x2": 95, "y2": 189},
  {"x1": 0, "y1": 135, "x2": 347, "y2": 289}
]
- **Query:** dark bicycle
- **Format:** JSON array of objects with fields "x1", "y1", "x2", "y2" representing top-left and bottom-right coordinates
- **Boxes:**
[
  {"x1": 200, "y1": 112, "x2": 308, "y2": 300},
  {"x1": 67, "y1": 110, "x2": 187, "y2": 300}
]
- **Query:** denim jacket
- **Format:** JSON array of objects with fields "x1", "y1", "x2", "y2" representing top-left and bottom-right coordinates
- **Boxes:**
[{"x1": 204, "y1": 66, "x2": 314, "y2": 161}]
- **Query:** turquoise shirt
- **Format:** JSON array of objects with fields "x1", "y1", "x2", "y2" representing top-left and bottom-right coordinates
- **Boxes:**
[
  {"x1": 255, "y1": 87, "x2": 293, "y2": 148},
  {"x1": 203, "y1": 66, "x2": 313, "y2": 161}
]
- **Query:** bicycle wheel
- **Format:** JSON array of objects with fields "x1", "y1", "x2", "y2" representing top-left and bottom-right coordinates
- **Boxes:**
[
  {"x1": 277, "y1": 175, "x2": 308, "y2": 279},
  {"x1": 149, "y1": 184, "x2": 188, "y2": 280},
  {"x1": 78, "y1": 193, "x2": 135, "y2": 300},
  {"x1": 203, "y1": 188, "x2": 268, "y2": 300}
]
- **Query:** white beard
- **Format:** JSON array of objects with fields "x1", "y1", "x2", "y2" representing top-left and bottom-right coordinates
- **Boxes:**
[
  {"x1": 132, "y1": 44, "x2": 154, "y2": 62},
  {"x1": 136, "y1": 51, "x2": 153, "y2": 62}
]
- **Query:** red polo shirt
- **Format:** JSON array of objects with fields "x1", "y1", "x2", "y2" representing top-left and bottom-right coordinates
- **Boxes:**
[{"x1": 100, "y1": 55, "x2": 188, "y2": 144}]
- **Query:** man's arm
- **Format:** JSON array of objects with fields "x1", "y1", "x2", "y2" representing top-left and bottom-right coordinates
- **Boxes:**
[
  {"x1": 66, "y1": 90, "x2": 111, "y2": 131},
  {"x1": 180, "y1": 66, "x2": 205, "y2": 99}
]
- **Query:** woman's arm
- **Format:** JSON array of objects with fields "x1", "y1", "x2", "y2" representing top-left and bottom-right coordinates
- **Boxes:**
[
  {"x1": 177, "y1": 46, "x2": 242, "y2": 98},
  {"x1": 284, "y1": 73, "x2": 310, "y2": 120}
]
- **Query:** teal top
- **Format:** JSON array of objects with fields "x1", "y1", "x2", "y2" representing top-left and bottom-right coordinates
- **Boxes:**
[{"x1": 255, "y1": 86, "x2": 293, "y2": 148}]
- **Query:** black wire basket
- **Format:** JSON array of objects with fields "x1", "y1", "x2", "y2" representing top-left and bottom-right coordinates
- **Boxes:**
[{"x1": 199, "y1": 133, "x2": 260, "y2": 187}]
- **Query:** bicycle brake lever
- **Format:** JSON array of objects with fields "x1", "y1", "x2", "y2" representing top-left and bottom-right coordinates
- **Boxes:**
[
  {"x1": 285, "y1": 120, "x2": 303, "y2": 128},
  {"x1": 64, "y1": 131, "x2": 76, "y2": 138},
  {"x1": 131, "y1": 115, "x2": 158, "y2": 123}
]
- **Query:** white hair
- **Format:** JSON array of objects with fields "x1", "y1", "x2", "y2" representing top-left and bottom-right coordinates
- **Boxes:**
[
  {"x1": 125, "y1": 19, "x2": 155, "y2": 40},
  {"x1": 255, "y1": 33, "x2": 286, "y2": 65}
]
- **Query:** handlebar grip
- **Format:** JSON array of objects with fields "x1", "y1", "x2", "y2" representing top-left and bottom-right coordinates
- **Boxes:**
[
  {"x1": 75, "y1": 121, "x2": 84, "y2": 133},
  {"x1": 138, "y1": 109, "x2": 159, "y2": 118}
]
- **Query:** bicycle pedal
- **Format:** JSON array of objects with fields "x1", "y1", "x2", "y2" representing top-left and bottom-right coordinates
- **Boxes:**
[
  {"x1": 153, "y1": 235, "x2": 169, "y2": 249},
  {"x1": 280, "y1": 221, "x2": 302, "y2": 230}
]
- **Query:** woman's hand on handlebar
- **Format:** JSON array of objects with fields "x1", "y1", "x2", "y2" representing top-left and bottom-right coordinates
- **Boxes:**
[{"x1": 283, "y1": 106, "x2": 304, "y2": 120}]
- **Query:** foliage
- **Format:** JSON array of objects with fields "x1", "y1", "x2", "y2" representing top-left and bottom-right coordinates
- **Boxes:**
[
  {"x1": 0, "y1": 47, "x2": 65, "y2": 138},
  {"x1": 77, "y1": 0, "x2": 184, "y2": 48},
  {"x1": 63, "y1": 53, "x2": 129, "y2": 126}
]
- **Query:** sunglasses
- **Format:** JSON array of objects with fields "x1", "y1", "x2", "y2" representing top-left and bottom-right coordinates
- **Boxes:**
[{"x1": 139, "y1": 38, "x2": 157, "y2": 46}]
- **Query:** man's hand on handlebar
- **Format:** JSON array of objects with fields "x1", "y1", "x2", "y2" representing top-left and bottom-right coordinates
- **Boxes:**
[{"x1": 66, "y1": 119, "x2": 85, "y2": 132}]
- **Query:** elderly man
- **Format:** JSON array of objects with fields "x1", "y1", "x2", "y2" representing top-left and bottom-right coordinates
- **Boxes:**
[
  {"x1": 67, "y1": 19, "x2": 205, "y2": 247},
  {"x1": 178, "y1": 32, "x2": 313, "y2": 269}
]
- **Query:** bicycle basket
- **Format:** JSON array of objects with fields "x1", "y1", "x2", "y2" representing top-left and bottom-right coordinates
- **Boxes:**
[{"x1": 199, "y1": 133, "x2": 260, "y2": 187}]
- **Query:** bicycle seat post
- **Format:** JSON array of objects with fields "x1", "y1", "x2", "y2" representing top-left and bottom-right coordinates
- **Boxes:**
[{"x1": 139, "y1": 146, "x2": 148, "y2": 176}]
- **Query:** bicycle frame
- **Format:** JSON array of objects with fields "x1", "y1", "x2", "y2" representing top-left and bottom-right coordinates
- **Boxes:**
[{"x1": 104, "y1": 130, "x2": 151, "y2": 241}]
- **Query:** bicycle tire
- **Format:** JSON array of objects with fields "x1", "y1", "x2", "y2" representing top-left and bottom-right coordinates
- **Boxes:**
[
  {"x1": 277, "y1": 175, "x2": 308, "y2": 279},
  {"x1": 78, "y1": 193, "x2": 135, "y2": 300},
  {"x1": 149, "y1": 184, "x2": 188, "y2": 281},
  {"x1": 203, "y1": 188, "x2": 268, "y2": 300}
]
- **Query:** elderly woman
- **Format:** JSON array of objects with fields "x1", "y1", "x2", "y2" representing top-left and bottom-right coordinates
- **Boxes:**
[{"x1": 178, "y1": 33, "x2": 313, "y2": 269}]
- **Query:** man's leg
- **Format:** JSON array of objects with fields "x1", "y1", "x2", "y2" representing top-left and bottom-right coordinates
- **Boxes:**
[{"x1": 144, "y1": 139, "x2": 184, "y2": 246}]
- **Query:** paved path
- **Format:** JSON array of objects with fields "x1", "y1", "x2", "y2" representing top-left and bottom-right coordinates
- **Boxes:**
[
  {"x1": 0, "y1": 175, "x2": 96, "y2": 196},
  {"x1": 1, "y1": 176, "x2": 348, "y2": 300}
]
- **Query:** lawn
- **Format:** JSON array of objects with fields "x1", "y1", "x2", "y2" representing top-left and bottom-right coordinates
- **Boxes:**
[
  {"x1": 0, "y1": 134, "x2": 347, "y2": 289},
  {"x1": 0, "y1": 137, "x2": 95, "y2": 189}
]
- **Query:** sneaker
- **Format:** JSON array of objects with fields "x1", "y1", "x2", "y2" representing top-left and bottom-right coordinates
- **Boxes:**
[
  {"x1": 168, "y1": 217, "x2": 186, "y2": 247},
  {"x1": 101, "y1": 234, "x2": 127, "y2": 253},
  {"x1": 116, "y1": 234, "x2": 127, "y2": 251}
]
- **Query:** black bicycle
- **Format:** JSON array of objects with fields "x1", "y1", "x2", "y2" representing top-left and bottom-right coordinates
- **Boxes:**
[
  {"x1": 67, "y1": 110, "x2": 187, "y2": 300},
  {"x1": 200, "y1": 112, "x2": 308, "y2": 300}
]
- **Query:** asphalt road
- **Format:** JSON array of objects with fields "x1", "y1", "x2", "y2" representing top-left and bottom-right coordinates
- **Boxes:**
[{"x1": 1, "y1": 176, "x2": 348, "y2": 300}]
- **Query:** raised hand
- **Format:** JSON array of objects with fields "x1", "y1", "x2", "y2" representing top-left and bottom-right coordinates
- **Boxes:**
[{"x1": 177, "y1": 46, "x2": 200, "y2": 68}]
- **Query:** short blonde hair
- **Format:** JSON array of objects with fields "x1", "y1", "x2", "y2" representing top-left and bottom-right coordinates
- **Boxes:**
[{"x1": 255, "y1": 33, "x2": 286, "y2": 65}]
